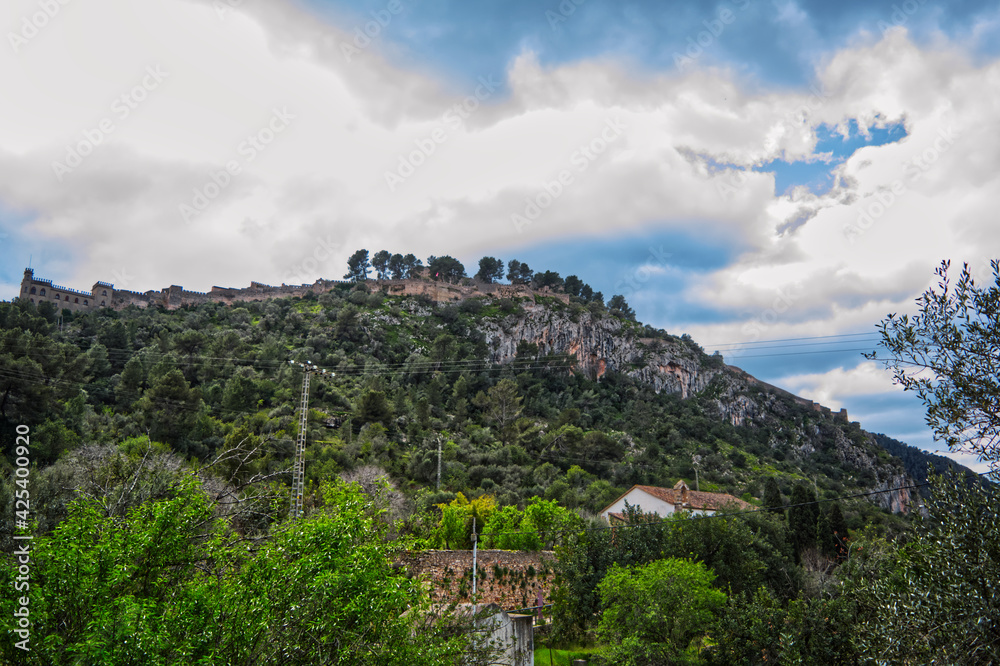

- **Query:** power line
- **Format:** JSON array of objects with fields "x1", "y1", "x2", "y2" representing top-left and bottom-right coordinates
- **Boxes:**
[
  {"x1": 711, "y1": 338, "x2": 880, "y2": 352},
  {"x1": 726, "y1": 347, "x2": 878, "y2": 359},
  {"x1": 704, "y1": 331, "x2": 880, "y2": 347}
]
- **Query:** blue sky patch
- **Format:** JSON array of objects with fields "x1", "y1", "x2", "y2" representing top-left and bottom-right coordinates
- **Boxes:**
[
  {"x1": 309, "y1": 0, "x2": 1000, "y2": 89},
  {"x1": 0, "y1": 208, "x2": 50, "y2": 293},
  {"x1": 486, "y1": 225, "x2": 739, "y2": 306},
  {"x1": 756, "y1": 119, "x2": 908, "y2": 195}
]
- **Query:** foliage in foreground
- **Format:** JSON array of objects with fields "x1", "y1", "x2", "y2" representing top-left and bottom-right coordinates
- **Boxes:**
[
  {"x1": 551, "y1": 505, "x2": 798, "y2": 643},
  {"x1": 0, "y1": 478, "x2": 480, "y2": 665},
  {"x1": 856, "y1": 471, "x2": 1000, "y2": 665},
  {"x1": 597, "y1": 558, "x2": 726, "y2": 666},
  {"x1": 874, "y1": 259, "x2": 1000, "y2": 469}
]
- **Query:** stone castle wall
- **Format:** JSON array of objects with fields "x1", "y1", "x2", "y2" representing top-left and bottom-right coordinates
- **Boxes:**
[{"x1": 17, "y1": 268, "x2": 566, "y2": 313}]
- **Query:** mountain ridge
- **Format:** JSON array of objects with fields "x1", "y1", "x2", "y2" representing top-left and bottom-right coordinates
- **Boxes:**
[{"x1": 2, "y1": 274, "x2": 972, "y2": 523}]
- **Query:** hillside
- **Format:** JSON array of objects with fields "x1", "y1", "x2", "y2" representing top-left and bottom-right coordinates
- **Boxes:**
[{"x1": 1, "y1": 275, "x2": 959, "y2": 536}]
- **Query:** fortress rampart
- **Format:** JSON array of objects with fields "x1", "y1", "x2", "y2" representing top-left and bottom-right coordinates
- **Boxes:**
[{"x1": 16, "y1": 269, "x2": 567, "y2": 312}]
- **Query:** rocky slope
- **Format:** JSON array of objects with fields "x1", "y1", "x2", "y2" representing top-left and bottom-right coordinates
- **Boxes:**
[
  {"x1": 477, "y1": 302, "x2": 913, "y2": 513},
  {"x1": 480, "y1": 303, "x2": 716, "y2": 397}
]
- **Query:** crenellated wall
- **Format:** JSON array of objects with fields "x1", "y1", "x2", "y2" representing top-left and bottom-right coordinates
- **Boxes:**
[
  {"x1": 18, "y1": 268, "x2": 363, "y2": 312},
  {"x1": 16, "y1": 268, "x2": 565, "y2": 312}
]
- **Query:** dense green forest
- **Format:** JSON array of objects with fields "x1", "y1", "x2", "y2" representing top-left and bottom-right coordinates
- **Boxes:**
[{"x1": 1, "y1": 254, "x2": 997, "y2": 664}]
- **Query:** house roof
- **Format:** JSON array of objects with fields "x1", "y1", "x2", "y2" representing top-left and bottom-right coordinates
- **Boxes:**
[{"x1": 599, "y1": 482, "x2": 754, "y2": 516}]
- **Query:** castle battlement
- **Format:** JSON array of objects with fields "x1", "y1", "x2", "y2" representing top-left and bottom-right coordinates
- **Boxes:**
[
  {"x1": 16, "y1": 267, "x2": 358, "y2": 312},
  {"x1": 16, "y1": 268, "x2": 568, "y2": 314}
]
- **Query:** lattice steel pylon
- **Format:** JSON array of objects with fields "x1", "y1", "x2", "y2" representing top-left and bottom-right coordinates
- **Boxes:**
[{"x1": 288, "y1": 361, "x2": 331, "y2": 520}]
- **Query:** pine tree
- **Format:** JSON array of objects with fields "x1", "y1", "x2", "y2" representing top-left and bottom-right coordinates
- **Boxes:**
[
  {"x1": 788, "y1": 484, "x2": 818, "y2": 560},
  {"x1": 763, "y1": 477, "x2": 784, "y2": 516},
  {"x1": 827, "y1": 502, "x2": 849, "y2": 561}
]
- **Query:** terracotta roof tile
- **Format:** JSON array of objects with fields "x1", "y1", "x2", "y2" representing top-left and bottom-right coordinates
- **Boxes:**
[{"x1": 602, "y1": 482, "x2": 753, "y2": 515}]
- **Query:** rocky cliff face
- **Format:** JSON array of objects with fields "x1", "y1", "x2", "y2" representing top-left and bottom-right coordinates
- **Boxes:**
[
  {"x1": 479, "y1": 303, "x2": 718, "y2": 398},
  {"x1": 477, "y1": 304, "x2": 912, "y2": 513}
]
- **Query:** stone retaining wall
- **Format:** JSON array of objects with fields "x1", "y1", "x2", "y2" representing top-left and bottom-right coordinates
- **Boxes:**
[{"x1": 399, "y1": 550, "x2": 556, "y2": 611}]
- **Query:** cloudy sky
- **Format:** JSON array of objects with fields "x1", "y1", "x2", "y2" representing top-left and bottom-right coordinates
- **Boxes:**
[{"x1": 2, "y1": 0, "x2": 998, "y2": 469}]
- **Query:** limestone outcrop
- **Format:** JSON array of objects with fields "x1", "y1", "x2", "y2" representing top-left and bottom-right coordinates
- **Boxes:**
[
  {"x1": 476, "y1": 303, "x2": 912, "y2": 513},
  {"x1": 479, "y1": 304, "x2": 715, "y2": 398}
]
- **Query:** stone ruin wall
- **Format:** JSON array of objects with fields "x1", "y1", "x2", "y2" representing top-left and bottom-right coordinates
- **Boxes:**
[
  {"x1": 19, "y1": 267, "x2": 569, "y2": 312},
  {"x1": 398, "y1": 550, "x2": 556, "y2": 612}
]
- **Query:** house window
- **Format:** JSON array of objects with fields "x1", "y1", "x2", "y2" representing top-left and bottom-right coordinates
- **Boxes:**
[
  {"x1": 40, "y1": 288, "x2": 45, "y2": 296},
  {"x1": 102, "y1": 290, "x2": 108, "y2": 296},
  {"x1": 29, "y1": 298, "x2": 34, "y2": 303},
  {"x1": 101, "y1": 300, "x2": 106, "y2": 306},
  {"x1": 53, "y1": 293, "x2": 59, "y2": 299},
  {"x1": 29, "y1": 287, "x2": 36, "y2": 294},
  {"x1": 84, "y1": 300, "x2": 88, "y2": 306},
  {"x1": 65, "y1": 296, "x2": 69, "y2": 301},
  {"x1": 74, "y1": 298, "x2": 79, "y2": 303}
]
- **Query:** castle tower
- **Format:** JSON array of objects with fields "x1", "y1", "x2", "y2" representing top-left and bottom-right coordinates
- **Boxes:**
[{"x1": 19, "y1": 268, "x2": 34, "y2": 303}]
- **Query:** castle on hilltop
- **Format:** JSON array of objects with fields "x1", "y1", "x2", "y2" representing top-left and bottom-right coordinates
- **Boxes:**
[
  {"x1": 17, "y1": 268, "x2": 560, "y2": 312},
  {"x1": 16, "y1": 268, "x2": 358, "y2": 312}
]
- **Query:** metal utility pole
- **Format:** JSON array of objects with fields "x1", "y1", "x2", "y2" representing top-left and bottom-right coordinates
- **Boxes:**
[
  {"x1": 436, "y1": 436, "x2": 442, "y2": 492},
  {"x1": 288, "y1": 361, "x2": 332, "y2": 520},
  {"x1": 471, "y1": 517, "x2": 478, "y2": 613}
]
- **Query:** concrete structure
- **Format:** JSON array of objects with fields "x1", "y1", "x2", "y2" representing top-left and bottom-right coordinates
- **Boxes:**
[
  {"x1": 599, "y1": 480, "x2": 753, "y2": 522},
  {"x1": 415, "y1": 603, "x2": 533, "y2": 666},
  {"x1": 473, "y1": 605, "x2": 532, "y2": 666}
]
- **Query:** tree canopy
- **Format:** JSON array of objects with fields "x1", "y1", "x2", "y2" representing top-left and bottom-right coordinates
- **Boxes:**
[
  {"x1": 426, "y1": 255, "x2": 466, "y2": 283},
  {"x1": 344, "y1": 249, "x2": 371, "y2": 282},
  {"x1": 474, "y1": 257, "x2": 505, "y2": 283},
  {"x1": 506, "y1": 260, "x2": 533, "y2": 285},
  {"x1": 873, "y1": 259, "x2": 1000, "y2": 469},
  {"x1": 597, "y1": 558, "x2": 726, "y2": 666},
  {"x1": 372, "y1": 250, "x2": 392, "y2": 280}
]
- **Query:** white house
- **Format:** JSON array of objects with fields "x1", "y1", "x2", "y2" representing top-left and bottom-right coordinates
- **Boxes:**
[{"x1": 599, "y1": 480, "x2": 752, "y2": 523}]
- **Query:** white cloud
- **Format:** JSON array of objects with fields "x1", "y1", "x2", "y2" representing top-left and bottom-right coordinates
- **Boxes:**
[
  {"x1": 2, "y1": 1, "x2": 998, "y2": 470},
  {"x1": 681, "y1": 30, "x2": 999, "y2": 344},
  {"x1": 0, "y1": 2, "x2": 997, "y2": 342},
  {"x1": 773, "y1": 361, "x2": 897, "y2": 408}
]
